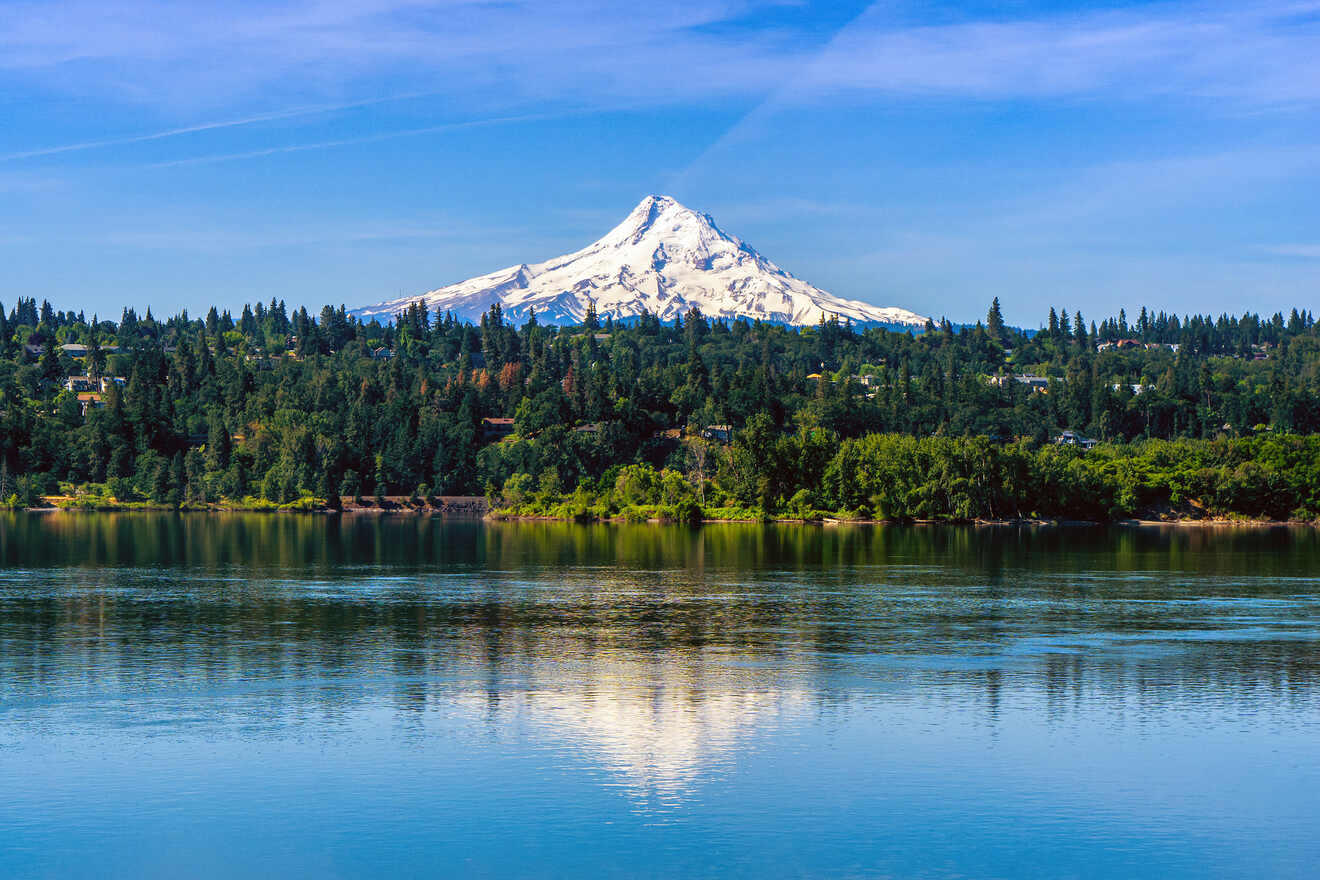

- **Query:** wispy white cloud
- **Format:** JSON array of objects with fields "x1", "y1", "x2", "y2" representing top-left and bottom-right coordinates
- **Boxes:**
[
  {"x1": 0, "y1": 91, "x2": 449, "y2": 162},
  {"x1": 816, "y1": 141, "x2": 1320, "y2": 321},
  {"x1": 980, "y1": 146, "x2": 1320, "y2": 236},
  {"x1": 835, "y1": 146, "x2": 1320, "y2": 271},
  {"x1": 0, "y1": 1, "x2": 792, "y2": 107},
  {"x1": 5, "y1": 0, "x2": 1320, "y2": 176},
  {"x1": 801, "y1": 1, "x2": 1320, "y2": 104},
  {"x1": 706, "y1": 196, "x2": 867, "y2": 224},
  {"x1": 0, "y1": 215, "x2": 511, "y2": 252},
  {"x1": 5, "y1": 1, "x2": 1319, "y2": 110},
  {"x1": 138, "y1": 108, "x2": 605, "y2": 168},
  {"x1": 0, "y1": 170, "x2": 65, "y2": 192},
  {"x1": 1259, "y1": 244, "x2": 1320, "y2": 258},
  {"x1": 680, "y1": 0, "x2": 1320, "y2": 184}
]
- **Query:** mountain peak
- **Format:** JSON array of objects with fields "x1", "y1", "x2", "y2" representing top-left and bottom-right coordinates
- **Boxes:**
[
  {"x1": 604, "y1": 194, "x2": 711, "y2": 244},
  {"x1": 353, "y1": 197, "x2": 930, "y2": 328},
  {"x1": 639, "y1": 193, "x2": 676, "y2": 209}
]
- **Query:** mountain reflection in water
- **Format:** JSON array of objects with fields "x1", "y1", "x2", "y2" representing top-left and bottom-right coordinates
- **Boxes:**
[
  {"x1": 458, "y1": 653, "x2": 810, "y2": 809},
  {"x1": 1, "y1": 514, "x2": 1318, "y2": 877}
]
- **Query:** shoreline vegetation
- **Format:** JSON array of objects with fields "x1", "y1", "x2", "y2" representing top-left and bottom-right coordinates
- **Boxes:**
[
  {"x1": 13, "y1": 427, "x2": 1320, "y2": 529},
  {"x1": 6, "y1": 296, "x2": 1320, "y2": 528},
  {"x1": 10, "y1": 503, "x2": 1317, "y2": 528}
]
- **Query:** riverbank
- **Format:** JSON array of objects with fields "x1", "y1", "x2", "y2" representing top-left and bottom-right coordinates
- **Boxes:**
[
  {"x1": 484, "y1": 508, "x2": 1318, "y2": 527},
  {"x1": 18, "y1": 495, "x2": 490, "y2": 516},
  {"x1": 13, "y1": 496, "x2": 1316, "y2": 527}
]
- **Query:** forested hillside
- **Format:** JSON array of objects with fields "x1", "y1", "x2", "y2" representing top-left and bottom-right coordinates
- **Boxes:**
[{"x1": 2, "y1": 294, "x2": 1320, "y2": 520}]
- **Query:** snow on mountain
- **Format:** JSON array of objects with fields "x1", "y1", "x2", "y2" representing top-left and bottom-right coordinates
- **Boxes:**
[{"x1": 352, "y1": 195, "x2": 929, "y2": 328}]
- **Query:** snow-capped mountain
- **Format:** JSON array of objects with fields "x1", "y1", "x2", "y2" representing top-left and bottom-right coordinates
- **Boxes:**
[{"x1": 352, "y1": 195, "x2": 929, "y2": 328}]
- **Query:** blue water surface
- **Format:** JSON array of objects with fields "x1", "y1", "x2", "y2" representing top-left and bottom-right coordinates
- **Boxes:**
[{"x1": 1, "y1": 515, "x2": 1317, "y2": 878}]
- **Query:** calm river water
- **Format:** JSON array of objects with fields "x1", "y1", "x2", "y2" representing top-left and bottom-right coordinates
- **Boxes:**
[{"x1": 1, "y1": 514, "x2": 1318, "y2": 878}]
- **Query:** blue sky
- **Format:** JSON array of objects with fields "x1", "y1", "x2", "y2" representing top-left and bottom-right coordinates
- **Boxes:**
[{"x1": 2, "y1": 0, "x2": 1319, "y2": 326}]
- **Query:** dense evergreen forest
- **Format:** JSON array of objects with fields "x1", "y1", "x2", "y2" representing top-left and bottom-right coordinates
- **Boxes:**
[{"x1": 3, "y1": 294, "x2": 1320, "y2": 521}]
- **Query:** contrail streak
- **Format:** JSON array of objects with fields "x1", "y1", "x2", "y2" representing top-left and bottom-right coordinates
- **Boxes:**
[
  {"x1": 0, "y1": 91, "x2": 443, "y2": 163},
  {"x1": 142, "y1": 108, "x2": 624, "y2": 168}
]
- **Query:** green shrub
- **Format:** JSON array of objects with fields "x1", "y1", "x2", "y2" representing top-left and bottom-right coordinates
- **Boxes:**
[
  {"x1": 667, "y1": 498, "x2": 703, "y2": 525},
  {"x1": 619, "y1": 505, "x2": 652, "y2": 523},
  {"x1": 787, "y1": 489, "x2": 820, "y2": 521},
  {"x1": 701, "y1": 505, "x2": 761, "y2": 522},
  {"x1": 279, "y1": 494, "x2": 327, "y2": 511}
]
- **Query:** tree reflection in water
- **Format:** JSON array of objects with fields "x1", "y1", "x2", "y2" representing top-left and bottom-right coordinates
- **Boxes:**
[{"x1": 2, "y1": 513, "x2": 1319, "y2": 806}]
